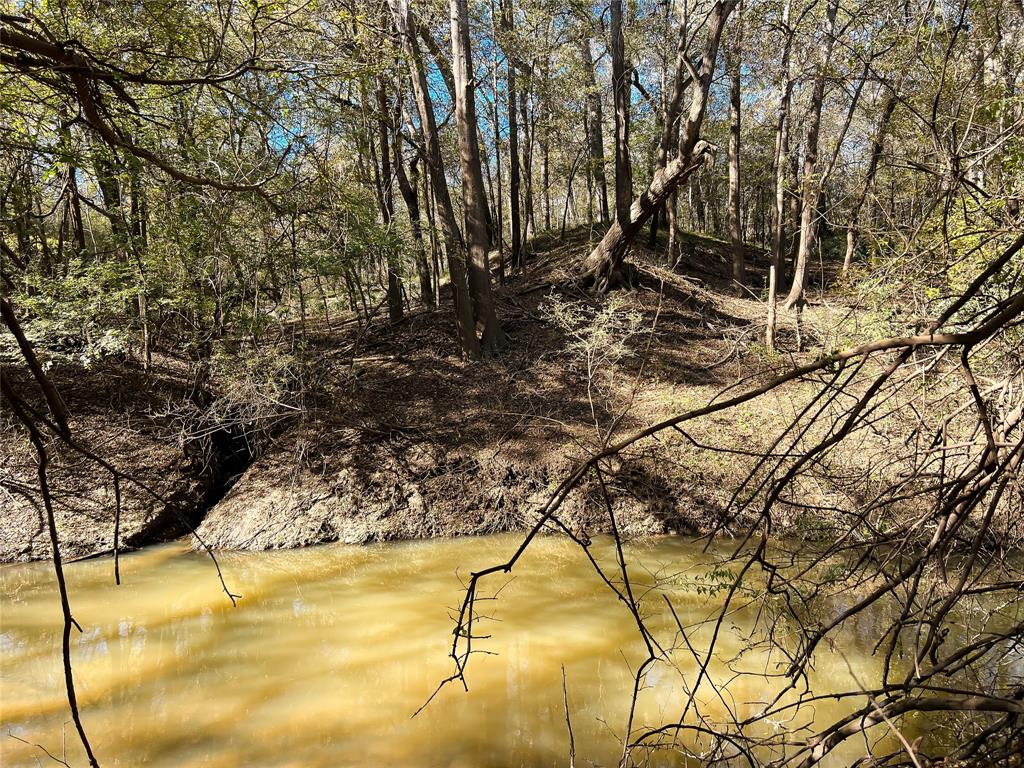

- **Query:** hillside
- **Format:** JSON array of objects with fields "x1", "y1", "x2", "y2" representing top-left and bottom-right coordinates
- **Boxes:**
[{"x1": 1, "y1": 229, "x2": 857, "y2": 560}]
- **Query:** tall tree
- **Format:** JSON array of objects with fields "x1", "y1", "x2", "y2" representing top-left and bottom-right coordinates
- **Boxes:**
[
  {"x1": 375, "y1": 81, "x2": 403, "y2": 324},
  {"x1": 579, "y1": 0, "x2": 739, "y2": 291},
  {"x1": 489, "y1": 0, "x2": 505, "y2": 280},
  {"x1": 450, "y1": 0, "x2": 505, "y2": 353},
  {"x1": 726, "y1": 8, "x2": 744, "y2": 294},
  {"x1": 610, "y1": 0, "x2": 633, "y2": 225},
  {"x1": 766, "y1": 0, "x2": 795, "y2": 350},
  {"x1": 579, "y1": 31, "x2": 610, "y2": 225},
  {"x1": 503, "y1": 0, "x2": 523, "y2": 271},
  {"x1": 783, "y1": 0, "x2": 839, "y2": 310},
  {"x1": 655, "y1": 4, "x2": 695, "y2": 265},
  {"x1": 519, "y1": 72, "x2": 536, "y2": 243},
  {"x1": 539, "y1": 38, "x2": 552, "y2": 233}
]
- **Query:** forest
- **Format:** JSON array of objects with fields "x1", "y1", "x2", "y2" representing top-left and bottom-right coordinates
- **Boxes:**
[{"x1": 0, "y1": 0, "x2": 1022, "y2": 766}]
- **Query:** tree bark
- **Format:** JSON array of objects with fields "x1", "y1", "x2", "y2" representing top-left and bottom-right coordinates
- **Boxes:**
[
  {"x1": 450, "y1": 0, "x2": 504, "y2": 353},
  {"x1": 396, "y1": 147, "x2": 434, "y2": 306},
  {"x1": 666, "y1": 190, "x2": 681, "y2": 264},
  {"x1": 490, "y1": 1, "x2": 505, "y2": 280},
  {"x1": 540, "y1": 39, "x2": 551, "y2": 233},
  {"x1": 767, "y1": 0, "x2": 794, "y2": 350},
  {"x1": 784, "y1": 148, "x2": 801, "y2": 282},
  {"x1": 727, "y1": 13, "x2": 744, "y2": 295},
  {"x1": 579, "y1": 0, "x2": 738, "y2": 291},
  {"x1": 519, "y1": 79, "x2": 535, "y2": 243},
  {"x1": 783, "y1": 0, "x2": 839, "y2": 310},
  {"x1": 422, "y1": 161, "x2": 443, "y2": 307},
  {"x1": 579, "y1": 33, "x2": 609, "y2": 225},
  {"x1": 375, "y1": 82, "x2": 403, "y2": 324},
  {"x1": 610, "y1": 0, "x2": 633, "y2": 225},
  {"x1": 67, "y1": 165, "x2": 87, "y2": 259},
  {"x1": 503, "y1": 0, "x2": 523, "y2": 271},
  {"x1": 660, "y1": 11, "x2": 690, "y2": 267}
]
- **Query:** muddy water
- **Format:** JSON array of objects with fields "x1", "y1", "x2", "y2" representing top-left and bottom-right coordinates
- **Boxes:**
[{"x1": 3, "y1": 535, "x2": 908, "y2": 767}]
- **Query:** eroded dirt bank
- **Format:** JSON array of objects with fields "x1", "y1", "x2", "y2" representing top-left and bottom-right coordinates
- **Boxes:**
[
  {"x1": 0, "y1": 359, "x2": 233, "y2": 562},
  {"x1": 3, "y1": 231, "x2": 840, "y2": 560},
  {"x1": 196, "y1": 233, "x2": 784, "y2": 550}
]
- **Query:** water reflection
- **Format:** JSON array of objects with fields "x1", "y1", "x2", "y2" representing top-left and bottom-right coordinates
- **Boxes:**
[{"x1": 2, "y1": 534, "x2": 903, "y2": 766}]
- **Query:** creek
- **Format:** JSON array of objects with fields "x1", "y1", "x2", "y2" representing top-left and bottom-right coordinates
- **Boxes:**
[{"x1": 0, "y1": 533, "x2": 957, "y2": 766}]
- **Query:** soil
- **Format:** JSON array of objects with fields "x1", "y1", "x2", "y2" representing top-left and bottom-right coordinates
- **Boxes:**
[
  {"x1": 2, "y1": 227, "x2": 837, "y2": 561},
  {"x1": 0, "y1": 357, "x2": 225, "y2": 561}
]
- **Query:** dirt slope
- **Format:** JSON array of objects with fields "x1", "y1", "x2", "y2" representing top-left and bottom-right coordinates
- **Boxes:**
[
  {"x1": 4, "y1": 227, "x2": 838, "y2": 559},
  {"x1": 196, "y1": 229, "x2": 798, "y2": 549}
]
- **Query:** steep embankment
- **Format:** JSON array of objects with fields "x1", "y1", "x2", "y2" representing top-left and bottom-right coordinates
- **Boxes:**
[
  {"x1": 0, "y1": 359, "x2": 241, "y2": 562},
  {"x1": 5, "y1": 228, "x2": 845, "y2": 560},
  {"x1": 196, "y1": 230, "x2": 795, "y2": 549}
]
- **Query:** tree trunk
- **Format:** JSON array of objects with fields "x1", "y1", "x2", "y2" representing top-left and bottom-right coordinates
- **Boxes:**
[
  {"x1": 655, "y1": 12, "x2": 693, "y2": 173},
  {"x1": 767, "y1": 0, "x2": 794, "y2": 351},
  {"x1": 451, "y1": 0, "x2": 504, "y2": 353},
  {"x1": 479, "y1": 123, "x2": 497, "y2": 240},
  {"x1": 490, "y1": 2, "x2": 505, "y2": 281},
  {"x1": 727, "y1": 14, "x2": 744, "y2": 295},
  {"x1": 842, "y1": 94, "x2": 896, "y2": 275},
  {"x1": 375, "y1": 82, "x2": 403, "y2": 324},
  {"x1": 660, "y1": 14, "x2": 689, "y2": 267},
  {"x1": 579, "y1": 0, "x2": 738, "y2": 291},
  {"x1": 610, "y1": 0, "x2": 633, "y2": 225},
  {"x1": 396, "y1": 148, "x2": 434, "y2": 306},
  {"x1": 647, "y1": 204, "x2": 660, "y2": 248},
  {"x1": 519, "y1": 81, "x2": 535, "y2": 244},
  {"x1": 390, "y1": 0, "x2": 479, "y2": 357},
  {"x1": 561, "y1": 150, "x2": 584, "y2": 238},
  {"x1": 579, "y1": 34, "x2": 609, "y2": 225},
  {"x1": 503, "y1": 0, "x2": 523, "y2": 272},
  {"x1": 784, "y1": 148, "x2": 801, "y2": 283},
  {"x1": 423, "y1": 165, "x2": 443, "y2": 307},
  {"x1": 67, "y1": 165, "x2": 87, "y2": 259},
  {"x1": 95, "y1": 150, "x2": 153, "y2": 364},
  {"x1": 580, "y1": 149, "x2": 718, "y2": 291},
  {"x1": 783, "y1": 0, "x2": 839, "y2": 311},
  {"x1": 128, "y1": 166, "x2": 151, "y2": 368},
  {"x1": 540, "y1": 41, "x2": 551, "y2": 233},
  {"x1": 666, "y1": 190, "x2": 679, "y2": 265}
]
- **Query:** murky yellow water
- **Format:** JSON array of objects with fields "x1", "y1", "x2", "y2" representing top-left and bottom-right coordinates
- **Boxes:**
[{"x1": 2, "y1": 534, "x2": 914, "y2": 767}]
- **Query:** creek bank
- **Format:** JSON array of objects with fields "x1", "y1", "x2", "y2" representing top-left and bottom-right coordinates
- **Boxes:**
[
  {"x1": 194, "y1": 430, "x2": 710, "y2": 550},
  {"x1": 194, "y1": 235, "x2": 762, "y2": 550},
  {"x1": 4, "y1": 231, "x2": 831, "y2": 560},
  {"x1": 0, "y1": 357, "x2": 250, "y2": 563}
]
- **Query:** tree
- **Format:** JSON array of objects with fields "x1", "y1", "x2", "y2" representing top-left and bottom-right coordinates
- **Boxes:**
[
  {"x1": 579, "y1": 30, "x2": 610, "y2": 226},
  {"x1": 390, "y1": 0, "x2": 480, "y2": 357},
  {"x1": 374, "y1": 80, "x2": 403, "y2": 324},
  {"x1": 726, "y1": 7, "x2": 744, "y2": 294},
  {"x1": 782, "y1": 0, "x2": 839, "y2": 311},
  {"x1": 3, "y1": 1, "x2": 1024, "y2": 765},
  {"x1": 766, "y1": 0, "x2": 796, "y2": 350},
  {"x1": 503, "y1": 0, "x2": 524, "y2": 271},
  {"x1": 395, "y1": 146, "x2": 434, "y2": 306},
  {"x1": 450, "y1": 0, "x2": 505, "y2": 354},
  {"x1": 579, "y1": 0, "x2": 739, "y2": 291},
  {"x1": 610, "y1": 0, "x2": 633, "y2": 226}
]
